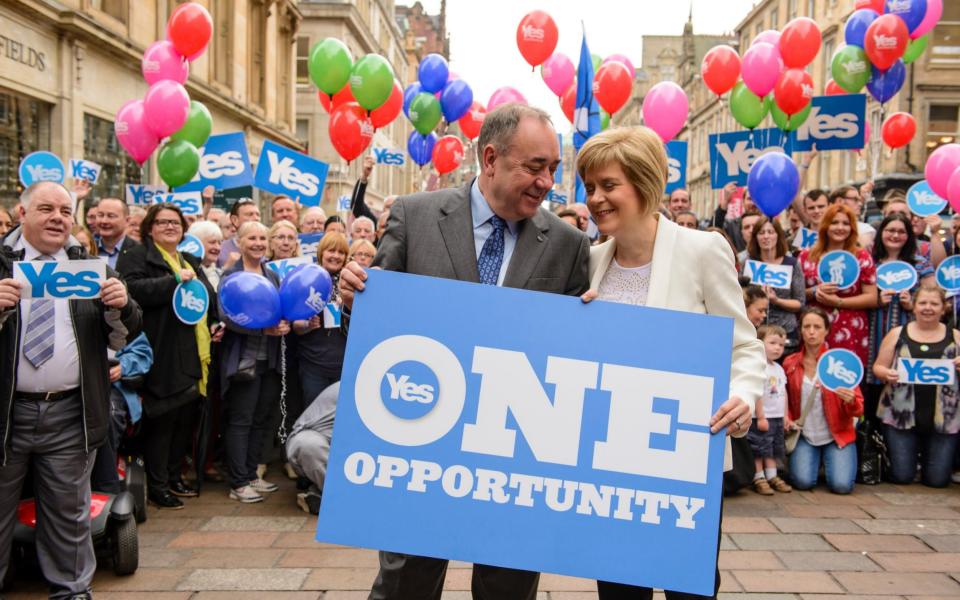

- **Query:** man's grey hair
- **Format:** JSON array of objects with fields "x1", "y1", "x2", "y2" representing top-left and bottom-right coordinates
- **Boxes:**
[
  {"x1": 128, "y1": 205, "x2": 147, "y2": 218},
  {"x1": 188, "y1": 220, "x2": 223, "y2": 242},
  {"x1": 20, "y1": 181, "x2": 73, "y2": 210},
  {"x1": 478, "y1": 103, "x2": 553, "y2": 155},
  {"x1": 352, "y1": 215, "x2": 375, "y2": 230}
]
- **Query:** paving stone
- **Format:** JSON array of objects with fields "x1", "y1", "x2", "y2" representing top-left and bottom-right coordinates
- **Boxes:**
[
  {"x1": 177, "y1": 568, "x2": 310, "y2": 591},
  {"x1": 140, "y1": 532, "x2": 180, "y2": 548},
  {"x1": 774, "y1": 550, "x2": 880, "y2": 571},
  {"x1": 91, "y1": 568, "x2": 191, "y2": 591},
  {"x1": 862, "y1": 505, "x2": 960, "y2": 519},
  {"x1": 278, "y1": 548, "x2": 379, "y2": 568},
  {"x1": 719, "y1": 533, "x2": 737, "y2": 550},
  {"x1": 718, "y1": 550, "x2": 783, "y2": 570},
  {"x1": 783, "y1": 504, "x2": 872, "y2": 519},
  {"x1": 833, "y1": 572, "x2": 960, "y2": 595},
  {"x1": 92, "y1": 594, "x2": 194, "y2": 600},
  {"x1": 300, "y1": 568, "x2": 381, "y2": 591},
  {"x1": 869, "y1": 552, "x2": 960, "y2": 572},
  {"x1": 719, "y1": 595, "x2": 800, "y2": 600},
  {"x1": 139, "y1": 517, "x2": 208, "y2": 533},
  {"x1": 795, "y1": 490, "x2": 887, "y2": 505},
  {"x1": 168, "y1": 531, "x2": 280, "y2": 548},
  {"x1": 770, "y1": 517, "x2": 866, "y2": 534},
  {"x1": 731, "y1": 570, "x2": 843, "y2": 593},
  {"x1": 721, "y1": 517, "x2": 778, "y2": 533},
  {"x1": 853, "y1": 519, "x2": 960, "y2": 535},
  {"x1": 728, "y1": 533, "x2": 832, "y2": 551},
  {"x1": 182, "y1": 548, "x2": 286, "y2": 568},
  {"x1": 193, "y1": 594, "x2": 321, "y2": 600},
  {"x1": 139, "y1": 547, "x2": 190, "y2": 568},
  {"x1": 201, "y1": 516, "x2": 307, "y2": 532},
  {"x1": 875, "y1": 493, "x2": 960, "y2": 507},
  {"x1": 721, "y1": 502, "x2": 791, "y2": 518},
  {"x1": 799, "y1": 595, "x2": 905, "y2": 600},
  {"x1": 719, "y1": 572, "x2": 742, "y2": 592},
  {"x1": 546, "y1": 594, "x2": 600, "y2": 600},
  {"x1": 538, "y1": 574, "x2": 598, "y2": 591},
  {"x1": 920, "y1": 535, "x2": 960, "y2": 552},
  {"x1": 823, "y1": 533, "x2": 932, "y2": 553}
]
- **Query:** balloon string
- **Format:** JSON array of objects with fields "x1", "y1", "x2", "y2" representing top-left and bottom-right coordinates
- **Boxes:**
[{"x1": 277, "y1": 335, "x2": 288, "y2": 445}]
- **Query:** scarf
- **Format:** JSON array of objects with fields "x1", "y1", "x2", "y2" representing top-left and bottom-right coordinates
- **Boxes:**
[{"x1": 156, "y1": 243, "x2": 211, "y2": 396}]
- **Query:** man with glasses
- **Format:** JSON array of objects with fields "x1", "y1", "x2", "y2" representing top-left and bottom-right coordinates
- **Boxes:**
[
  {"x1": 95, "y1": 198, "x2": 139, "y2": 269},
  {"x1": 217, "y1": 199, "x2": 261, "y2": 269}
]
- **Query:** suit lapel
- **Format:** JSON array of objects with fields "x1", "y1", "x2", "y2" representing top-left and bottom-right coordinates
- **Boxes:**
[
  {"x1": 503, "y1": 211, "x2": 549, "y2": 289},
  {"x1": 644, "y1": 214, "x2": 677, "y2": 309},
  {"x1": 438, "y1": 184, "x2": 481, "y2": 283}
]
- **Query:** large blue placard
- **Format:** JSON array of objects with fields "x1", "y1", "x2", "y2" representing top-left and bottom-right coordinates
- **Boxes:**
[
  {"x1": 175, "y1": 132, "x2": 253, "y2": 192},
  {"x1": 709, "y1": 128, "x2": 794, "y2": 189},
  {"x1": 317, "y1": 270, "x2": 733, "y2": 595},
  {"x1": 666, "y1": 140, "x2": 688, "y2": 194},
  {"x1": 254, "y1": 140, "x2": 329, "y2": 207},
  {"x1": 791, "y1": 94, "x2": 867, "y2": 152}
]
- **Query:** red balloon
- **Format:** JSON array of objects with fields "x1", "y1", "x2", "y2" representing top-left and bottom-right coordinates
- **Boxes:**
[
  {"x1": 458, "y1": 101, "x2": 486, "y2": 140},
  {"x1": 864, "y1": 14, "x2": 909, "y2": 71},
  {"x1": 318, "y1": 86, "x2": 356, "y2": 114},
  {"x1": 318, "y1": 91, "x2": 332, "y2": 113},
  {"x1": 881, "y1": 112, "x2": 916, "y2": 148},
  {"x1": 560, "y1": 82, "x2": 576, "y2": 124},
  {"x1": 593, "y1": 62, "x2": 632, "y2": 115},
  {"x1": 856, "y1": 0, "x2": 885, "y2": 11},
  {"x1": 432, "y1": 135, "x2": 465, "y2": 175},
  {"x1": 166, "y1": 3, "x2": 213, "y2": 60},
  {"x1": 774, "y1": 69, "x2": 815, "y2": 115},
  {"x1": 329, "y1": 102, "x2": 374, "y2": 162},
  {"x1": 825, "y1": 79, "x2": 846, "y2": 95},
  {"x1": 516, "y1": 10, "x2": 558, "y2": 68},
  {"x1": 780, "y1": 17, "x2": 822, "y2": 68},
  {"x1": 370, "y1": 81, "x2": 402, "y2": 129},
  {"x1": 701, "y1": 46, "x2": 741, "y2": 96}
]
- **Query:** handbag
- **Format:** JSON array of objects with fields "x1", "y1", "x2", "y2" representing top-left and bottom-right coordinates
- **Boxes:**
[
  {"x1": 785, "y1": 382, "x2": 819, "y2": 454},
  {"x1": 856, "y1": 418, "x2": 889, "y2": 484}
]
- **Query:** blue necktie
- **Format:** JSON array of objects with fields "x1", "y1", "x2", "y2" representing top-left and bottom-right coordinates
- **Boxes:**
[
  {"x1": 478, "y1": 215, "x2": 506, "y2": 286},
  {"x1": 22, "y1": 256, "x2": 56, "y2": 368}
]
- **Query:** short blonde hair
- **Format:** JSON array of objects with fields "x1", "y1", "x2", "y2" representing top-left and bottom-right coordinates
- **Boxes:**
[
  {"x1": 236, "y1": 221, "x2": 268, "y2": 240},
  {"x1": 349, "y1": 238, "x2": 377, "y2": 261},
  {"x1": 267, "y1": 219, "x2": 301, "y2": 259},
  {"x1": 317, "y1": 232, "x2": 348, "y2": 262},
  {"x1": 576, "y1": 126, "x2": 668, "y2": 217}
]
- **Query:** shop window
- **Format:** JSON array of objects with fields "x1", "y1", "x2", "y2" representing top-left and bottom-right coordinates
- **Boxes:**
[
  {"x1": 0, "y1": 89, "x2": 52, "y2": 201},
  {"x1": 927, "y1": 104, "x2": 959, "y2": 157},
  {"x1": 83, "y1": 113, "x2": 142, "y2": 200}
]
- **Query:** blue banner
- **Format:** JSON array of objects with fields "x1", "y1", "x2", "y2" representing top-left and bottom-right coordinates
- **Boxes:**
[
  {"x1": 175, "y1": 132, "x2": 253, "y2": 193},
  {"x1": 791, "y1": 94, "x2": 867, "y2": 152},
  {"x1": 317, "y1": 270, "x2": 732, "y2": 595},
  {"x1": 665, "y1": 141, "x2": 688, "y2": 194},
  {"x1": 709, "y1": 128, "x2": 794, "y2": 189},
  {"x1": 254, "y1": 140, "x2": 329, "y2": 207}
]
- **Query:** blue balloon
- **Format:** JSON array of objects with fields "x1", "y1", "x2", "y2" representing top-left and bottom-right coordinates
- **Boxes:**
[
  {"x1": 844, "y1": 9, "x2": 879, "y2": 48},
  {"x1": 280, "y1": 264, "x2": 332, "y2": 321},
  {"x1": 439, "y1": 79, "x2": 474, "y2": 123},
  {"x1": 219, "y1": 271, "x2": 282, "y2": 329},
  {"x1": 418, "y1": 53, "x2": 449, "y2": 94},
  {"x1": 867, "y1": 60, "x2": 905, "y2": 104},
  {"x1": 885, "y1": 0, "x2": 927, "y2": 33},
  {"x1": 747, "y1": 152, "x2": 800, "y2": 218},
  {"x1": 408, "y1": 131, "x2": 437, "y2": 167},
  {"x1": 403, "y1": 82, "x2": 422, "y2": 119}
]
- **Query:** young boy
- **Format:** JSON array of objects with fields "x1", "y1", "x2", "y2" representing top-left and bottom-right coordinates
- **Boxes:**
[{"x1": 749, "y1": 324, "x2": 793, "y2": 495}]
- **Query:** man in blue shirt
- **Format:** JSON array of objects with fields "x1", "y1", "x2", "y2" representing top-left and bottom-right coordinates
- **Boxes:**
[{"x1": 95, "y1": 197, "x2": 139, "y2": 268}]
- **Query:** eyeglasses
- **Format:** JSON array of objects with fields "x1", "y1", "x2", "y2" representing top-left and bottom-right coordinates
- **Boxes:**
[
  {"x1": 884, "y1": 229, "x2": 908, "y2": 237},
  {"x1": 844, "y1": 195, "x2": 861, "y2": 201},
  {"x1": 353, "y1": 251, "x2": 375, "y2": 259},
  {"x1": 154, "y1": 219, "x2": 182, "y2": 229}
]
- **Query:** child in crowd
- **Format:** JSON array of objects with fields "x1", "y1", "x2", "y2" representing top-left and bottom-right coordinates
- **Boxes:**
[
  {"x1": 744, "y1": 285, "x2": 769, "y2": 328},
  {"x1": 749, "y1": 324, "x2": 793, "y2": 495}
]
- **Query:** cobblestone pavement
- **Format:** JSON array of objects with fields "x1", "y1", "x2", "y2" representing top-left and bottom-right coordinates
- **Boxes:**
[{"x1": 5, "y1": 471, "x2": 960, "y2": 599}]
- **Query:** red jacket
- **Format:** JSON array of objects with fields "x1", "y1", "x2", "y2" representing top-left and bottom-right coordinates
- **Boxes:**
[{"x1": 783, "y1": 345, "x2": 864, "y2": 448}]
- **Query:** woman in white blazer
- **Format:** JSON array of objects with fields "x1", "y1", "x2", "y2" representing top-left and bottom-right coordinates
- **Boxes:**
[{"x1": 578, "y1": 127, "x2": 766, "y2": 600}]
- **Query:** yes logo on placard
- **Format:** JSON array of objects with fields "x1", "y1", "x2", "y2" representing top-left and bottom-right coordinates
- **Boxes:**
[
  {"x1": 19, "y1": 151, "x2": 65, "y2": 187},
  {"x1": 665, "y1": 140, "x2": 688, "y2": 194},
  {"x1": 175, "y1": 132, "x2": 254, "y2": 192},
  {"x1": 936, "y1": 255, "x2": 960, "y2": 291},
  {"x1": 266, "y1": 256, "x2": 313, "y2": 280},
  {"x1": 172, "y1": 279, "x2": 209, "y2": 325},
  {"x1": 254, "y1": 140, "x2": 329, "y2": 207},
  {"x1": 898, "y1": 358, "x2": 955, "y2": 386},
  {"x1": 69, "y1": 159, "x2": 101, "y2": 184},
  {"x1": 373, "y1": 148, "x2": 406, "y2": 166},
  {"x1": 14, "y1": 260, "x2": 104, "y2": 300},
  {"x1": 299, "y1": 233, "x2": 322, "y2": 259},
  {"x1": 876, "y1": 261, "x2": 918, "y2": 292},
  {"x1": 791, "y1": 95, "x2": 866, "y2": 152},
  {"x1": 907, "y1": 180, "x2": 947, "y2": 217},
  {"x1": 817, "y1": 250, "x2": 860, "y2": 290},
  {"x1": 380, "y1": 360, "x2": 440, "y2": 420},
  {"x1": 126, "y1": 184, "x2": 168, "y2": 207},
  {"x1": 546, "y1": 190, "x2": 568, "y2": 204},
  {"x1": 792, "y1": 227, "x2": 818, "y2": 250},
  {"x1": 817, "y1": 348, "x2": 864, "y2": 392},
  {"x1": 154, "y1": 191, "x2": 202, "y2": 216},
  {"x1": 744, "y1": 260, "x2": 792, "y2": 290},
  {"x1": 709, "y1": 129, "x2": 793, "y2": 188},
  {"x1": 177, "y1": 234, "x2": 204, "y2": 259}
]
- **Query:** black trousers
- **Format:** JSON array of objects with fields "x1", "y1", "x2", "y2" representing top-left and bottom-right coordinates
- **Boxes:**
[
  {"x1": 369, "y1": 551, "x2": 539, "y2": 600},
  {"x1": 142, "y1": 399, "x2": 197, "y2": 496},
  {"x1": 224, "y1": 367, "x2": 280, "y2": 488}
]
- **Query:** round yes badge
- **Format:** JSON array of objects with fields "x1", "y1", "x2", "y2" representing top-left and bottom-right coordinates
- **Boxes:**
[
  {"x1": 936, "y1": 255, "x2": 960, "y2": 292},
  {"x1": 817, "y1": 250, "x2": 860, "y2": 290},
  {"x1": 19, "y1": 151, "x2": 65, "y2": 187},
  {"x1": 816, "y1": 348, "x2": 864, "y2": 392},
  {"x1": 172, "y1": 279, "x2": 209, "y2": 325},
  {"x1": 876, "y1": 260, "x2": 918, "y2": 292},
  {"x1": 177, "y1": 234, "x2": 204, "y2": 260},
  {"x1": 907, "y1": 180, "x2": 947, "y2": 217}
]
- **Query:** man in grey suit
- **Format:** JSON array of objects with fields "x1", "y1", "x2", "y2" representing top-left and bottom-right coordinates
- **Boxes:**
[{"x1": 339, "y1": 103, "x2": 590, "y2": 600}]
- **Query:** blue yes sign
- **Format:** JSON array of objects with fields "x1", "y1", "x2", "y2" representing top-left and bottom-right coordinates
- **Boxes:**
[
  {"x1": 317, "y1": 270, "x2": 733, "y2": 595},
  {"x1": 709, "y1": 128, "x2": 793, "y2": 189},
  {"x1": 907, "y1": 180, "x2": 947, "y2": 217},
  {"x1": 19, "y1": 151, "x2": 65, "y2": 187},
  {"x1": 126, "y1": 184, "x2": 168, "y2": 207},
  {"x1": 254, "y1": 140, "x2": 330, "y2": 208},
  {"x1": 14, "y1": 259, "x2": 105, "y2": 300},
  {"x1": 791, "y1": 94, "x2": 867, "y2": 152},
  {"x1": 876, "y1": 261, "x2": 918, "y2": 292},
  {"x1": 175, "y1": 132, "x2": 254, "y2": 192},
  {"x1": 154, "y1": 191, "x2": 203, "y2": 215},
  {"x1": 743, "y1": 259, "x2": 793, "y2": 290},
  {"x1": 935, "y1": 255, "x2": 960, "y2": 292},
  {"x1": 373, "y1": 147, "x2": 406, "y2": 166},
  {"x1": 69, "y1": 159, "x2": 102, "y2": 184},
  {"x1": 665, "y1": 140, "x2": 688, "y2": 194},
  {"x1": 266, "y1": 256, "x2": 314, "y2": 280},
  {"x1": 817, "y1": 348, "x2": 864, "y2": 392},
  {"x1": 817, "y1": 250, "x2": 861, "y2": 290},
  {"x1": 172, "y1": 279, "x2": 209, "y2": 325},
  {"x1": 897, "y1": 358, "x2": 955, "y2": 386}
]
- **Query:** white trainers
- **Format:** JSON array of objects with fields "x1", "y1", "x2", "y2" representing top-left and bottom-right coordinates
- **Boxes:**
[
  {"x1": 230, "y1": 485, "x2": 264, "y2": 503},
  {"x1": 249, "y1": 477, "x2": 279, "y2": 493},
  {"x1": 256, "y1": 463, "x2": 267, "y2": 479}
]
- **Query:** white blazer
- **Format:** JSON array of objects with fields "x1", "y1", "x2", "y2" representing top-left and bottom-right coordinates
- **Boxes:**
[{"x1": 588, "y1": 215, "x2": 767, "y2": 471}]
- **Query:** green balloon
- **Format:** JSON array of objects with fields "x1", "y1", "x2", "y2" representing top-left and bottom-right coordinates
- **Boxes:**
[
  {"x1": 729, "y1": 82, "x2": 770, "y2": 130},
  {"x1": 309, "y1": 38, "x2": 353, "y2": 96},
  {"x1": 771, "y1": 101, "x2": 812, "y2": 132},
  {"x1": 170, "y1": 101, "x2": 212, "y2": 148},
  {"x1": 350, "y1": 54, "x2": 395, "y2": 111},
  {"x1": 157, "y1": 140, "x2": 200, "y2": 189},
  {"x1": 904, "y1": 34, "x2": 928, "y2": 64},
  {"x1": 409, "y1": 92, "x2": 441, "y2": 134},
  {"x1": 831, "y1": 45, "x2": 871, "y2": 93},
  {"x1": 600, "y1": 108, "x2": 610, "y2": 130}
]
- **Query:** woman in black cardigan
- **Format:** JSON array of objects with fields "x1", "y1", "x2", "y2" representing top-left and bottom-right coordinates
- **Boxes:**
[{"x1": 117, "y1": 203, "x2": 219, "y2": 509}]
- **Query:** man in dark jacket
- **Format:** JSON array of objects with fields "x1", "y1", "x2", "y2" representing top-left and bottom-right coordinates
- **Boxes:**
[{"x1": 0, "y1": 181, "x2": 142, "y2": 600}]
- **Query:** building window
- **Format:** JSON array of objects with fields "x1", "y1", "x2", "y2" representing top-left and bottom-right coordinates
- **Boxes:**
[
  {"x1": 754, "y1": 23, "x2": 763, "y2": 41},
  {"x1": 296, "y1": 119, "x2": 310, "y2": 151},
  {"x1": 297, "y1": 37, "x2": 311, "y2": 85},
  {"x1": 822, "y1": 37, "x2": 836, "y2": 84},
  {"x1": 213, "y1": 0, "x2": 233, "y2": 86},
  {"x1": 927, "y1": 104, "x2": 959, "y2": 157},
  {"x1": 788, "y1": 0, "x2": 798, "y2": 20},
  {"x1": 0, "y1": 89, "x2": 52, "y2": 201},
  {"x1": 770, "y1": 8, "x2": 779, "y2": 30},
  {"x1": 278, "y1": 27, "x2": 293, "y2": 127},
  {"x1": 248, "y1": 1, "x2": 267, "y2": 107},
  {"x1": 90, "y1": 0, "x2": 127, "y2": 23},
  {"x1": 807, "y1": 0, "x2": 815, "y2": 18},
  {"x1": 83, "y1": 113, "x2": 141, "y2": 200},
  {"x1": 930, "y1": 2, "x2": 960, "y2": 66}
]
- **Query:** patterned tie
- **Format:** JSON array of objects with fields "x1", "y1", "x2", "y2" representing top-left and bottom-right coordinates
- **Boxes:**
[
  {"x1": 477, "y1": 215, "x2": 506, "y2": 286},
  {"x1": 22, "y1": 256, "x2": 56, "y2": 368}
]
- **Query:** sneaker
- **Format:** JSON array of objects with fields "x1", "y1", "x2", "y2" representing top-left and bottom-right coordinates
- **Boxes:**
[
  {"x1": 284, "y1": 462, "x2": 299, "y2": 480},
  {"x1": 256, "y1": 463, "x2": 267, "y2": 479},
  {"x1": 296, "y1": 491, "x2": 322, "y2": 515},
  {"x1": 952, "y1": 472, "x2": 960, "y2": 484},
  {"x1": 752, "y1": 477, "x2": 775, "y2": 496},
  {"x1": 249, "y1": 477, "x2": 279, "y2": 493},
  {"x1": 230, "y1": 485, "x2": 264, "y2": 503},
  {"x1": 768, "y1": 476, "x2": 793, "y2": 493}
]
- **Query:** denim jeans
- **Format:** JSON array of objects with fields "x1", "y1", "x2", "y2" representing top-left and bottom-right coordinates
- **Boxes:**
[
  {"x1": 224, "y1": 365, "x2": 281, "y2": 489},
  {"x1": 300, "y1": 369, "x2": 339, "y2": 411},
  {"x1": 789, "y1": 436, "x2": 857, "y2": 494},
  {"x1": 883, "y1": 425, "x2": 960, "y2": 488}
]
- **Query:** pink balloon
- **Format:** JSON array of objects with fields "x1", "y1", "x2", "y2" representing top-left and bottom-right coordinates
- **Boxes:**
[
  {"x1": 487, "y1": 86, "x2": 528, "y2": 112},
  {"x1": 642, "y1": 81, "x2": 688, "y2": 142},
  {"x1": 603, "y1": 53, "x2": 636, "y2": 79},
  {"x1": 142, "y1": 40, "x2": 189, "y2": 85},
  {"x1": 947, "y1": 166, "x2": 960, "y2": 212},
  {"x1": 741, "y1": 42, "x2": 783, "y2": 97},
  {"x1": 541, "y1": 53, "x2": 575, "y2": 97},
  {"x1": 143, "y1": 80, "x2": 190, "y2": 138},
  {"x1": 752, "y1": 29, "x2": 782, "y2": 49},
  {"x1": 913, "y1": 0, "x2": 942, "y2": 39},
  {"x1": 925, "y1": 143, "x2": 960, "y2": 199},
  {"x1": 115, "y1": 99, "x2": 160, "y2": 165}
]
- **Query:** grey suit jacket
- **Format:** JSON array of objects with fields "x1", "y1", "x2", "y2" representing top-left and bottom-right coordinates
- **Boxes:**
[{"x1": 372, "y1": 180, "x2": 590, "y2": 295}]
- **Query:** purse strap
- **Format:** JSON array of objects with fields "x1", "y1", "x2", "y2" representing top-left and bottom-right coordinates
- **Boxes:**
[{"x1": 795, "y1": 379, "x2": 819, "y2": 428}]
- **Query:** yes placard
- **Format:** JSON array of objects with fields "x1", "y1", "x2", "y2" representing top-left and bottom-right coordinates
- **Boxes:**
[
  {"x1": 154, "y1": 191, "x2": 203, "y2": 215},
  {"x1": 897, "y1": 358, "x2": 956, "y2": 386},
  {"x1": 14, "y1": 259, "x2": 105, "y2": 300},
  {"x1": 743, "y1": 260, "x2": 793, "y2": 290},
  {"x1": 254, "y1": 140, "x2": 329, "y2": 207},
  {"x1": 666, "y1": 140, "x2": 688, "y2": 195},
  {"x1": 69, "y1": 159, "x2": 102, "y2": 184}
]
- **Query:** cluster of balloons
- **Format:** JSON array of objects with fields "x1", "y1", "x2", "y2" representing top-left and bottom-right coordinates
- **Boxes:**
[
  {"x1": 115, "y1": 3, "x2": 214, "y2": 188},
  {"x1": 926, "y1": 144, "x2": 960, "y2": 212},
  {"x1": 220, "y1": 265, "x2": 333, "y2": 328},
  {"x1": 401, "y1": 53, "x2": 470, "y2": 174}
]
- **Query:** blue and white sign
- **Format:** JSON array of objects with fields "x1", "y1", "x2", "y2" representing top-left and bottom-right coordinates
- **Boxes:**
[
  {"x1": 876, "y1": 261, "x2": 918, "y2": 292},
  {"x1": 791, "y1": 94, "x2": 867, "y2": 152},
  {"x1": 555, "y1": 133, "x2": 564, "y2": 186},
  {"x1": 372, "y1": 147, "x2": 406, "y2": 167},
  {"x1": 299, "y1": 232, "x2": 323, "y2": 260},
  {"x1": 13, "y1": 259, "x2": 105, "y2": 300},
  {"x1": 709, "y1": 128, "x2": 794, "y2": 189},
  {"x1": 175, "y1": 132, "x2": 254, "y2": 193},
  {"x1": 317, "y1": 270, "x2": 733, "y2": 595},
  {"x1": 172, "y1": 278, "x2": 209, "y2": 325},
  {"x1": 19, "y1": 151, "x2": 65, "y2": 187},
  {"x1": 743, "y1": 259, "x2": 793, "y2": 290},
  {"x1": 546, "y1": 189, "x2": 568, "y2": 205},
  {"x1": 69, "y1": 159, "x2": 102, "y2": 184},
  {"x1": 666, "y1": 140, "x2": 688, "y2": 195},
  {"x1": 791, "y1": 227, "x2": 818, "y2": 250},
  {"x1": 177, "y1": 234, "x2": 204, "y2": 260},
  {"x1": 126, "y1": 184, "x2": 169, "y2": 207},
  {"x1": 817, "y1": 348, "x2": 864, "y2": 392},
  {"x1": 266, "y1": 256, "x2": 314, "y2": 280},
  {"x1": 254, "y1": 140, "x2": 329, "y2": 208},
  {"x1": 897, "y1": 358, "x2": 956, "y2": 386},
  {"x1": 907, "y1": 180, "x2": 947, "y2": 217},
  {"x1": 154, "y1": 191, "x2": 203, "y2": 215},
  {"x1": 323, "y1": 301, "x2": 341, "y2": 328},
  {"x1": 817, "y1": 250, "x2": 861, "y2": 290},
  {"x1": 935, "y1": 255, "x2": 960, "y2": 292},
  {"x1": 337, "y1": 195, "x2": 351, "y2": 212}
]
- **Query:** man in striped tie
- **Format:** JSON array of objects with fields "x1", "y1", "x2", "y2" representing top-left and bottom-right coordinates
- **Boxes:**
[{"x1": 0, "y1": 181, "x2": 142, "y2": 600}]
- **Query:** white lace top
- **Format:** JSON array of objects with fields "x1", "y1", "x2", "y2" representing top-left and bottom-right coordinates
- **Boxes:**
[{"x1": 597, "y1": 258, "x2": 652, "y2": 307}]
